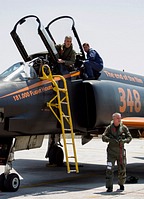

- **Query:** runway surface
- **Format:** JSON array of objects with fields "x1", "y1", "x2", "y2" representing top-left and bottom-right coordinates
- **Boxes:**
[{"x1": 0, "y1": 137, "x2": 144, "y2": 199}]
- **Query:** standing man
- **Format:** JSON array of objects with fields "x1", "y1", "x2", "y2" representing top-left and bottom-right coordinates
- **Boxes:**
[
  {"x1": 55, "y1": 36, "x2": 76, "y2": 74},
  {"x1": 82, "y1": 43, "x2": 103, "y2": 79},
  {"x1": 102, "y1": 113, "x2": 132, "y2": 192}
]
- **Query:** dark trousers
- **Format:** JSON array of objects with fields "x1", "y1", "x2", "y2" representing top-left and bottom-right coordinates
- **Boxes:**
[
  {"x1": 106, "y1": 149, "x2": 126, "y2": 189},
  {"x1": 84, "y1": 60, "x2": 103, "y2": 78}
]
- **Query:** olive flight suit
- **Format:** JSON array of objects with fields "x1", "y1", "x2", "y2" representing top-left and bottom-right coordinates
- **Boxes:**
[
  {"x1": 55, "y1": 44, "x2": 76, "y2": 74},
  {"x1": 102, "y1": 122, "x2": 132, "y2": 190}
]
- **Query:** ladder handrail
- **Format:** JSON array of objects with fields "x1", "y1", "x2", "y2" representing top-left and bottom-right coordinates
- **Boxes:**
[{"x1": 40, "y1": 64, "x2": 79, "y2": 173}]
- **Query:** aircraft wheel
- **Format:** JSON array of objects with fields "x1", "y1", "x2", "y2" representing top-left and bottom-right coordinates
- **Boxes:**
[
  {"x1": 49, "y1": 145, "x2": 64, "y2": 166},
  {"x1": 4, "y1": 173, "x2": 20, "y2": 192},
  {"x1": 0, "y1": 173, "x2": 5, "y2": 191}
]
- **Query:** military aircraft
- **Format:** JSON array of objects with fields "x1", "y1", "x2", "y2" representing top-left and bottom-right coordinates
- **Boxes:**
[{"x1": 0, "y1": 14, "x2": 144, "y2": 192}]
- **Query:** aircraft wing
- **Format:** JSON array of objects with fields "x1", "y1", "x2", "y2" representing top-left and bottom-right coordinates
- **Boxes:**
[{"x1": 122, "y1": 117, "x2": 144, "y2": 128}]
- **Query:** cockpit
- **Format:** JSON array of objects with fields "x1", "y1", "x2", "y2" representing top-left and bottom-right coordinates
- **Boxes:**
[
  {"x1": 0, "y1": 61, "x2": 37, "y2": 81},
  {"x1": 10, "y1": 15, "x2": 85, "y2": 77}
]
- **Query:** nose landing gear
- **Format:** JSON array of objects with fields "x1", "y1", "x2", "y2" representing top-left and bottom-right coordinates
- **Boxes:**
[
  {"x1": 0, "y1": 172, "x2": 20, "y2": 192},
  {"x1": 0, "y1": 138, "x2": 20, "y2": 192}
]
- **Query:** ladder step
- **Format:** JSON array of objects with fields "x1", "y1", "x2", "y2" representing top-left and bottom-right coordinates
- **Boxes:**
[
  {"x1": 67, "y1": 171, "x2": 79, "y2": 173},
  {"x1": 64, "y1": 129, "x2": 71, "y2": 131},
  {"x1": 68, "y1": 156, "x2": 75, "y2": 158},
  {"x1": 59, "y1": 88, "x2": 67, "y2": 92},
  {"x1": 67, "y1": 170, "x2": 79, "y2": 173},
  {"x1": 61, "y1": 102, "x2": 68, "y2": 105},
  {"x1": 62, "y1": 115, "x2": 70, "y2": 118},
  {"x1": 69, "y1": 170, "x2": 77, "y2": 173}
]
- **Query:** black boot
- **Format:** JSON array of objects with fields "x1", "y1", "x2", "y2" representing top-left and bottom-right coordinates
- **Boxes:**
[
  {"x1": 106, "y1": 187, "x2": 113, "y2": 192},
  {"x1": 120, "y1": 185, "x2": 124, "y2": 191}
]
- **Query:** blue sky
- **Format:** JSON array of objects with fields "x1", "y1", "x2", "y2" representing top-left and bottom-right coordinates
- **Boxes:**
[{"x1": 1, "y1": 0, "x2": 144, "y2": 75}]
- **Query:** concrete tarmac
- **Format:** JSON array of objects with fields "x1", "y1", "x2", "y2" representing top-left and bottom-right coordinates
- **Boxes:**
[{"x1": 0, "y1": 137, "x2": 144, "y2": 199}]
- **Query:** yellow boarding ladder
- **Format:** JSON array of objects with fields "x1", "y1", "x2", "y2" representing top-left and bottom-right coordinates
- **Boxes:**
[{"x1": 40, "y1": 64, "x2": 79, "y2": 173}]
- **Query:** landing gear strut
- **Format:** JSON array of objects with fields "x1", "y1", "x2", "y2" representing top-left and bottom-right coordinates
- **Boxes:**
[
  {"x1": 45, "y1": 134, "x2": 64, "y2": 166},
  {"x1": 0, "y1": 138, "x2": 20, "y2": 192}
]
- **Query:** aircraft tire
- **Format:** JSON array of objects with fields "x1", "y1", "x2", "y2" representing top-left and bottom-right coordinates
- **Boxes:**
[
  {"x1": 4, "y1": 173, "x2": 20, "y2": 192},
  {"x1": 49, "y1": 145, "x2": 64, "y2": 166},
  {"x1": 0, "y1": 173, "x2": 5, "y2": 191}
]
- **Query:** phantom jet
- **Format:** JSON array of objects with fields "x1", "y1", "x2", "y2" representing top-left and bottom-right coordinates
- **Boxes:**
[{"x1": 0, "y1": 15, "x2": 144, "y2": 192}]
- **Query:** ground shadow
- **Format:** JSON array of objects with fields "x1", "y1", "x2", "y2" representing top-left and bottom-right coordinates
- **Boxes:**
[{"x1": 0, "y1": 159, "x2": 143, "y2": 198}]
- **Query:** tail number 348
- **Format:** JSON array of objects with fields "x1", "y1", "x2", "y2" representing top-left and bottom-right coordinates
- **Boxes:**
[{"x1": 118, "y1": 88, "x2": 141, "y2": 113}]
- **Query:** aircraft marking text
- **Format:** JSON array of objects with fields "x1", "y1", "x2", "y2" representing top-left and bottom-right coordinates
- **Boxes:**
[
  {"x1": 13, "y1": 85, "x2": 53, "y2": 101},
  {"x1": 118, "y1": 87, "x2": 141, "y2": 113},
  {"x1": 104, "y1": 70, "x2": 143, "y2": 84}
]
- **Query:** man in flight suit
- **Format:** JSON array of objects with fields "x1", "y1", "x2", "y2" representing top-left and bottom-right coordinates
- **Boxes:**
[
  {"x1": 82, "y1": 43, "x2": 103, "y2": 79},
  {"x1": 55, "y1": 36, "x2": 76, "y2": 74},
  {"x1": 102, "y1": 112, "x2": 132, "y2": 192}
]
